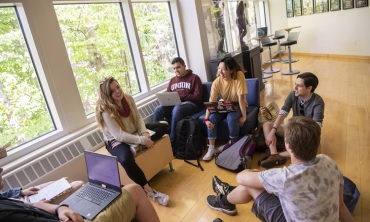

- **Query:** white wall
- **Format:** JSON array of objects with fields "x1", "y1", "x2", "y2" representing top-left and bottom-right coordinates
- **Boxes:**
[
  {"x1": 269, "y1": 0, "x2": 370, "y2": 56},
  {"x1": 177, "y1": 0, "x2": 212, "y2": 81}
]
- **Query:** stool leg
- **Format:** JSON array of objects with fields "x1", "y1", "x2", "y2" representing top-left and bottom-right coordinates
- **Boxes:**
[
  {"x1": 282, "y1": 43, "x2": 299, "y2": 63},
  {"x1": 263, "y1": 46, "x2": 279, "y2": 74},
  {"x1": 261, "y1": 49, "x2": 272, "y2": 79},
  {"x1": 277, "y1": 40, "x2": 283, "y2": 61},
  {"x1": 281, "y1": 45, "x2": 299, "y2": 75}
]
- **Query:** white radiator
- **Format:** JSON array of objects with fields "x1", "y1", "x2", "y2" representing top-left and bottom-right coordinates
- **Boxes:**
[{"x1": 1, "y1": 98, "x2": 160, "y2": 191}]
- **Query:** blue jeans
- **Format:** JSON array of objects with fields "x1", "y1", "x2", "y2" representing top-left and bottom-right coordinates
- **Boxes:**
[
  {"x1": 208, "y1": 107, "x2": 242, "y2": 140},
  {"x1": 153, "y1": 102, "x2": 199, "y2": 143}
]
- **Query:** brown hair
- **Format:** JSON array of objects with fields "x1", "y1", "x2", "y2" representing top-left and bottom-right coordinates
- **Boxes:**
[
  {"x1": 297, "y1": 72, "x2": 319, "y2": 93},
  {"x1": 285, "y1": 116, "x2": 321, "y2": 161},
  {"x1": 95, "y1": 77, "x2": 136, "y2": 131}
]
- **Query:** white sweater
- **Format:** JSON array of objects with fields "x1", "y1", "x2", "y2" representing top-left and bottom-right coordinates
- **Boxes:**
[{"x1": 101, "y1": 94, "x2": 148, "y2": 145}]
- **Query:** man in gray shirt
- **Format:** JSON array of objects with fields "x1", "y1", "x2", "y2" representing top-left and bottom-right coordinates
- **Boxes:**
[{"x1": 260, "y1": 72, "x2": 325, "y2": 168}]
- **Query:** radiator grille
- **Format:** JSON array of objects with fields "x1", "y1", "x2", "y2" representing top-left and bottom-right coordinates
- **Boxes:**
[
  {"x1": 1, "y1": 99, "x2": 158, "y2": 191},
  {"x1": 1, "y1": 129, "x2": 104, "y2": 191}
]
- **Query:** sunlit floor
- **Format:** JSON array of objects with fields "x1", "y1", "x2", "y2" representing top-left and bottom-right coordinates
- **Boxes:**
[{"x1": 148, "y1": 55, "x2": 370, "y2": 222}]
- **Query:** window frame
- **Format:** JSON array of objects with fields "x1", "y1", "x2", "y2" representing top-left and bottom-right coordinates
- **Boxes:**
[{"x1": 0, "y1": 0, "x2": 185, "y2": 167}]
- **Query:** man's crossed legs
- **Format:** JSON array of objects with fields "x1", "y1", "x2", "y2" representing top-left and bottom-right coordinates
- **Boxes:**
[{"x1": 207, "y1": 175, "x2": 286, "y2": 221}]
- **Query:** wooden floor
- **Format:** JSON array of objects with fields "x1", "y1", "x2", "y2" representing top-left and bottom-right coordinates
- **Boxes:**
[{"x1": 149, "y1": 55, "x2": 370, "y2": 222}]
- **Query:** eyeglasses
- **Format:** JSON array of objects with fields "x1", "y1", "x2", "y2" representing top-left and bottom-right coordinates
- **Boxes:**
[{"x1": 299, "y1": 103, "x2": 304, "y2": 115}]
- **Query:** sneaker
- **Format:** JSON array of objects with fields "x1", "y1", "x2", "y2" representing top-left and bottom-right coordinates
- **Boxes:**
[
  {"x1": 260, "y1": 154, "x2": 287, "y2": 168},
  {"x1": 212, "y1": 176, "x2": 231, "y2": 196},
  {"x1": 203, "y1": 146, "x2": 216, "y2": 161},
  {"x1": 206, "y1": 194, "x2": 237, "y2": 216},
  {"x1": 147, "y1": 189, "x2": 169, "y2": 206}
]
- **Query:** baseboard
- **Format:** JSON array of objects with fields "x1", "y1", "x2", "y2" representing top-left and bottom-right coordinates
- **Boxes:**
[{"x1": 289, "y1": 52, "x2": 370, "y2": 61}]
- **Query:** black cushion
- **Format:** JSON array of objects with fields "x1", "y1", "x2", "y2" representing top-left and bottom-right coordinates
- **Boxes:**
[
  {"x1": 262, "y1": 41, "x2": 277, "y2": 47},
  {"x1": 280, "y1": 40, "x2": 297, "y2": 46},
  {"x1": 273, "y1": 35, "x2": 285, "y2": 40}
]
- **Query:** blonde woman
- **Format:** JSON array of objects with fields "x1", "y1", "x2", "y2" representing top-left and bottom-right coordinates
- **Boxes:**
[{"x1": 95, "y1": 77, "x2": 169, "y2": 206}]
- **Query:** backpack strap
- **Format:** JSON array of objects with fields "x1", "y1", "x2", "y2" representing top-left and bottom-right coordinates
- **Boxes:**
[
  {"x1": 174, "y1": 120, "x2": 186, "y2": 149},
  {"x1": 185, "y1": 117, "x2": 198, "y2": 158}
]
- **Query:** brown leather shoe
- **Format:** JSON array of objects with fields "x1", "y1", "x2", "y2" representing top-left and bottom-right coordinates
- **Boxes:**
[
  {"x1": 261, "y1": 154, "x2": 287, "y2": 168},
  {"x1": 258, "y1": 149, "x2": 270, "y2": 165}
]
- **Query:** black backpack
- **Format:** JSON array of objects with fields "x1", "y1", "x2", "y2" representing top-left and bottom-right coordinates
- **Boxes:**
[{"x1": 174, "y1": 117, "x2": 204, "y2": 171}]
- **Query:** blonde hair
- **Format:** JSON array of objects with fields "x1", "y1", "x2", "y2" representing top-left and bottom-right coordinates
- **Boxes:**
[{"x1": 95, "y1": 77, "x2": 136, "y2": 132}]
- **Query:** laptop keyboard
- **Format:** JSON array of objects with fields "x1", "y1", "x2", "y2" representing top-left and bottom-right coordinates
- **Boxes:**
[{"x1": 76, "y1": 185, "x2": 113, "y2": 205}]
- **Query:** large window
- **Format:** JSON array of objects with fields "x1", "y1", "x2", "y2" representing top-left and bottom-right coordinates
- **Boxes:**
[
  {"x1": 132, "y1": 2, "x2": 178, "y2": 88},
  {"x1": 54, "y1": 3, "x2": 138, "y2": 115},
  {"x1": 54, "y1": 2, "x2": 179, "y2": 115},
  {"x1": 0, "y1": 7, "x2": 55, "y2": 151}
]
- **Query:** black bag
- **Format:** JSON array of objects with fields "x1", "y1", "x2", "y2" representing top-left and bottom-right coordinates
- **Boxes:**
[
  {"x1": 252, "y1": 126, "x2": 285, "y2": 152},
  {"x1": 215, "y1": 135, "x2": 256, "y2": 172},
  {"x1": 174, "y1": 117, "x2": 204, "y2": 170},
  {"x1": 343, "y1": 176, "x2": 360, "y2": 213}
]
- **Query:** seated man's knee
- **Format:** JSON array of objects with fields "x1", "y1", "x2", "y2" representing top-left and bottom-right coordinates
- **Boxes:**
[{"x1": 123, "y1": 184, "x2": 145, "y2": 202}]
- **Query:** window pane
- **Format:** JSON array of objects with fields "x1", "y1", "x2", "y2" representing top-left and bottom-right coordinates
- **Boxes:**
[
  {"x1": 246, "y1": 1, "x2": 257, "y2": 44},
  {"x1": 132, "y1": 2, "x2": 178, "y2": 88},
  {"x1": 54, "y1": 3, "x2": 138, "y2": 115},
  {"x1": 0, "y1": 7, "x2": 55, "y2": 151},
  {"x1": 227, "y1": 1, "x2": 239, "y2": 51}
]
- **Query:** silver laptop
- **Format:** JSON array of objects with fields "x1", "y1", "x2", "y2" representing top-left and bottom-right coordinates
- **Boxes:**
[
  {"x1": 61, "y1": 151, "x2": 122, "y2": 220},
  {"x1": 156, "y1": 92, "x2": 182, "y2": 106}
]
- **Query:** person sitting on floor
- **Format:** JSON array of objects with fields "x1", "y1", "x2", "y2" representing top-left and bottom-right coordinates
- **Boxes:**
[
  {"x1": 0, "y1": 167, "x2": 160, "y2": 222},
  {"x1": 260, "y1": 72, "x2": 325, "y2": 168},
  {"x1": 203, "y1": 56, "x2": 248, "y2": 161},
  {"x1": 95, "y1": 76, "x2": 169, "y2": 206},
  {"x1": 207, "y1": 116, "x2": 354, "y2": 222}
]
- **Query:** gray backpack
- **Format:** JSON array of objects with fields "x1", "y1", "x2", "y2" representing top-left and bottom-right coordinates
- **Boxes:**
[{"x1": 215, "y1": 135, "x2": 256, "y2": 172}]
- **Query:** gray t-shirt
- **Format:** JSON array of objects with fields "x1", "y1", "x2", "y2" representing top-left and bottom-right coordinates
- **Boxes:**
[{"x1": 259, "y1": 154, "x2": 343, "y2": 222}]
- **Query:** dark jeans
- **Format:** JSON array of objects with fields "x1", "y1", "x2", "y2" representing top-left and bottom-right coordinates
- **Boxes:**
[
  {"x1": 153, "y1": 102, "x2": 199, "y2": 143},
  {"x1": 104, "y1": 122, "x2": 168, "y2": 187}
]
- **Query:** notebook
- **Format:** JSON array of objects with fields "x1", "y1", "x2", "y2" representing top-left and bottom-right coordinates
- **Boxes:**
[
  {"x1": 204, "y1": 101, "x2": 238, "y2": 113},
  {"x1": 60, "y1": 151, "x2": 122, "y2": 220},
  {"x1": 28, "y1": 178, "x2": 72, "y2": 203},
  {"x1": 156, "y1": 92, "x2": 182, "y2": 106},
  {"x1": 257, "y1": 27, "x2": 268, "y2": 37}
]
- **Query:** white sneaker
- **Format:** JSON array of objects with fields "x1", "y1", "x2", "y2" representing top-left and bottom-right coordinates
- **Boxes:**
[
  {"x1": 147, "y1": 189, "x2": 169, "y2": 206},
  {"x1": 203, "y1": 146, "x2": 216, "y2": 161}
]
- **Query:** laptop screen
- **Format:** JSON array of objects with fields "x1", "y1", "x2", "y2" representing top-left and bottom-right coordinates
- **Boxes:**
[
  {"x1": 257, "y1": 27, "x2": 268, "y2": 37},
  {"x1": 84, "y1": 151, "x2": 121, "y2": 188}
]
